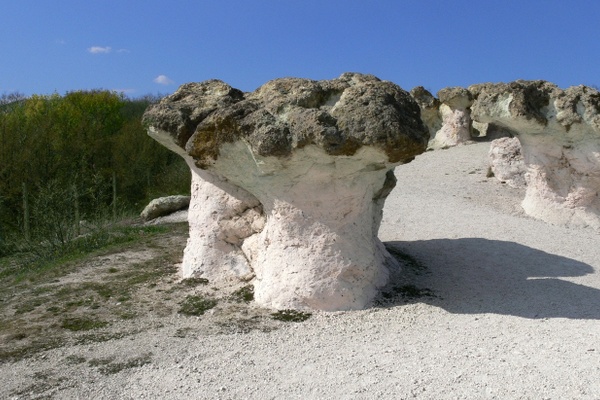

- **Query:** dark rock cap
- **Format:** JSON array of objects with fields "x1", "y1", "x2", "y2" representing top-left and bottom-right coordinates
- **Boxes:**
[
  {"x1": 469, "y1": 80, "x2": 557, "y2": 125},
  {"x1": 143, "y1": 73, "x2": 429, "y2": 167},
  {"x1": 410, "y1": 86, "x2": 440, "y2": 110},
  {"x1": 469, "y1": 80, "x2": 600, "y2": 130},
  {"x1": 437, "y1": 87, "x2": 473, "y2": 109}
]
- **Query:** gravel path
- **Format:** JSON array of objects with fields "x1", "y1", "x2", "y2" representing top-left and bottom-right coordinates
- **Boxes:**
[{"x1": 3, "y1": 142, "x2": 600, "y2": 399}]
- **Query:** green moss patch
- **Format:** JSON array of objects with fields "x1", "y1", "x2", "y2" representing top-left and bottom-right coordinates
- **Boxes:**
[
  {"x1": 271, "y1": 309, "x2": 312, "y2": 322},
  {"x1": 178, "y1": 295, "x2": 218, "y2": 316}
]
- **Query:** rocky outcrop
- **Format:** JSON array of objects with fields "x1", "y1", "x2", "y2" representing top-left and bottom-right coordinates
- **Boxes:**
[
  {"x1": 140, "y1": 195, "x2": 190, "y2": 221},
  {"x1": 411, "y1": 86, "x2": 486, "y2": 149},
  {"x1": 429, "y1": 87, "x2": 474, "y2": 149},
  {"x1": 413, "y1": 80, "x2": 600, "y2": 228},
  {"x1": 471, "y1": 81, "x2": 600, "y2": 229},
  {"x1": 143, "y1": 73, "x2": 429, "y2": 310},
  {"x1": 410, "y1": 86, "x2": 441, "y2": 140},
  {"x1": 472, "y1": 121, "x2": 514, "y2": 141}
]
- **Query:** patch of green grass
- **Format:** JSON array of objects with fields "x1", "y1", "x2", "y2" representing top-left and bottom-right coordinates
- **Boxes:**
[
  {"x1": 14, "y1": 297, "x2": 45, "y2": 314},
  {"x1": 173, "y1": 327, "x2": 194, "y2": 338},
  {"x1": 178, "y1": 295, "x2": 217, "y2": 316},
  {"x1": 116, "y1": 257, "x2": 178, "y2": 287},
  {"x1": 118, "y1": 310, "x2": 137, "y2": 320},
  {"x1": 0, "y1": 225, "x2": 170, "y2": 285},
  {"x1": 82, "y1": 282, "x2": 114, "y2": 299},
  {"x1": 74, "y1": 330, "x2": 137, "y2": 345},
  {"x1": 180, "y1": 277, "x2": 209, "y2": 286},
  {"x1": 0, "y1": 222, "x2": 188, "y2": 365},
  {"x1": 230, "y1": 285, "x2": 254, "y2": 303},
  {"x1": 9, "y1": 370, "x2": 67, "y2": 398},
  {"x1": 8, "y1": 332, "x2": 28, "y2": 340},
  {"x1": 46, "y1": 305, "x2": 62, "y2": 315},
  {"x1": 0, "y1": 336, "x2": 66, "y2": 363},
  {"x1": 61, "y1": 317, "x2": 108, "y2": 331},
  {"x1": 89, "y1": 352, "x2": 153, "y2": 375},
  {"x1": 215, "y1": 318, "x2": 277, "y2": 334},
  {"x1": 271, "y1": 309, "x2": 312, "y2": 322},
  {"x1": 381, "y1": 284, "x2": 436, "y2": 300},
  {"x1": 88, "y1": 356, "x2": 115, "y2": 367},
  {"x1": 65, "y1": 355, "x2": 87, "y2": 364}
]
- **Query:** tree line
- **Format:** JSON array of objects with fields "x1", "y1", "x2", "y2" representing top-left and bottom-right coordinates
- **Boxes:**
[{"x1": 0, "y1": 90, "x2": 190, "y2": 255}]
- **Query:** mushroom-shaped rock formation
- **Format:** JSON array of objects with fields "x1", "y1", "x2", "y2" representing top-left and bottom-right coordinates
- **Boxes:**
[
  {"x1": 471, "y1": 81, "x2": 600, "y2": 229},
  {"x1": 143, "y1": 73, "x2": 429, "y2": 310},
  {"x1": 430, "y1": 87, "x2": 474, "y2": 149}
]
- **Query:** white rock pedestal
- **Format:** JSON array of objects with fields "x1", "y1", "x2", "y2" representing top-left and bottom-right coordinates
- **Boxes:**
[{"x1": 210, "y1": 143, "x2": 397, "y2": 310}]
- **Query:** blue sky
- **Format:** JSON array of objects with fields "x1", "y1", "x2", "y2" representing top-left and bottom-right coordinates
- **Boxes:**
[{"x1": 2, "y1": 1, "x2": 599, "y2": 97}]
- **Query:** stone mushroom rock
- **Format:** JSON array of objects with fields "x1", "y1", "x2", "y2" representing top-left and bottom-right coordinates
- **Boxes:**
[
  {"x1": 143, "y1": 73, "x2": 429, "y2": 310},
  {"x1": 471, "y1": 80, "x2": 600, "y2": 229},
  {"x1": 429, "y1": 87, "x2": 474, "y2": 149}
]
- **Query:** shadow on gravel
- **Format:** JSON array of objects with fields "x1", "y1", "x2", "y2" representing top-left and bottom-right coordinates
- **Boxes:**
[{"x1": 384, "y1": 238, "x2": 600, "y2": 319}]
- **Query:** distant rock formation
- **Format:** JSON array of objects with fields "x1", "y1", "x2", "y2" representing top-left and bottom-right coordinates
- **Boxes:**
[
  {"x1": 140, "y1": 195, "x2": 190, "y2": 221},
  {"x1": 410, "y1": 86, "x2": 514, "y2": 149},
  {"x1": 414, "y1": 80, "x2": 600, "y2": 229},
  {"x1": 471, "y1": 81, "x2": 600, "y2": 229},
  {"x1": 430, "y1": 87, "x2": 474, "y2": 149},
  {"x1": 143, "y1": 73, "x2": 429, "y2": 310}
]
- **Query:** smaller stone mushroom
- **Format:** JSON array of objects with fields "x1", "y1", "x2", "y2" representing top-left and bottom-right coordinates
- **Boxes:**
[
  {"x1": 144, "y1": 73, "x2": 429, "y2": 310},
  {"x1": 471, "y1": 80, "x2": 600, "y2": 229},
  {"x1": 429, "y1": 87, "x2": 474, "y2": 149}
]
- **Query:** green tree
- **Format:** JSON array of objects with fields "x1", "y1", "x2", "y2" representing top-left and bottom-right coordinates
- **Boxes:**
[{"x1": 0, "y1": 90, "x2": 189, "y2": 256}]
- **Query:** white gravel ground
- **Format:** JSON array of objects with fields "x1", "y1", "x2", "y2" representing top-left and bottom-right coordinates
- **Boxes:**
[{"x1": 3, "y1": 142, "x2": 600, "y2": 399}]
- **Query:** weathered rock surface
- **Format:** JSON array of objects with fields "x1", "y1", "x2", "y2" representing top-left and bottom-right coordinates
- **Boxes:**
[
  {"x1": 411, "y1": 86, "x2": 480, "y2": 149},
  {"x1": 410, "y1": 86, "x2": 441, "y2": 140},
  {"x1": 140, "y1": 195, "x2": 191, "y2": 221},
  {"x1": 472, "y1": 121, "x2": 514, "y2": 141},
  {"x1": 488, "y1": 137, "x2": 526, "y2": 188},
  {"x1": 471, "y1": 81, "x2": 600, "y2": 229},
  {"x1": 144, "y1": 73, "x2": 429, "y2": 310},
  {"x1": 429, "y1": 87, "x2": 474, "y2": 149}
]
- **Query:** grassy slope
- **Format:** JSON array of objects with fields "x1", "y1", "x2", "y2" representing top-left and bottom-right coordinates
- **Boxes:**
[{"x1": 0, "y1": 220, "x2": 315, "y2": 368}]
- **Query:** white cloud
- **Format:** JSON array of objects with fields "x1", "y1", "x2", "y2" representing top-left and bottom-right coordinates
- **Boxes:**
[
  {"x1": 117, "y1": 48, "x2": 130, "y2": 53},
  {"x1": 88, "y1": 46, "x2": 112, "y2": 54},
  {"x1": 153, "y1": 75, "x2": 174, "y2": 85}
]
